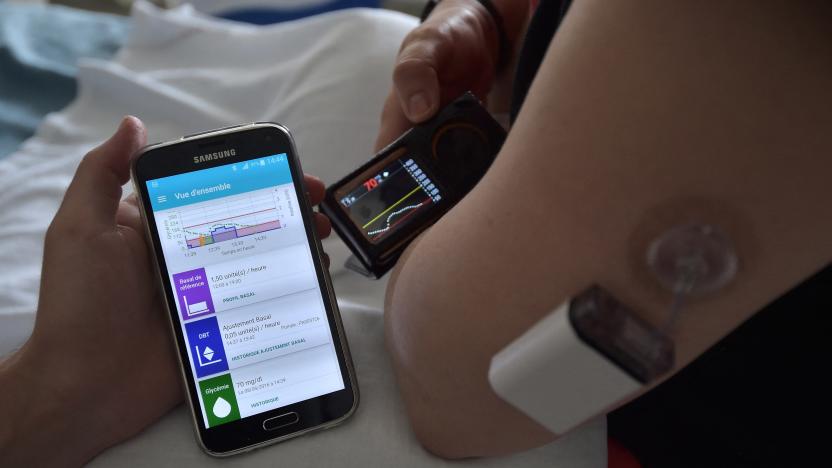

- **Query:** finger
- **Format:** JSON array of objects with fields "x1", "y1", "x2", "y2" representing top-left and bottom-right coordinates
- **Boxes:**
[
  {"x1": 314, "y1": 212, "x2": 332, "y2": 239},
  {"x1": 116, "y1": 199, "x2": 144, "y2": 234},
  {"x1": 117, "y1": 192, "x2": 146, "y2": 234},
  {"x1": 375, "y1": 90, "x2": 414, "y2": 152},
  {"x1": 124, "y1": 192, "x2": 139, "y2": 208},
  {"x1": 393, "y1": 25, "x2": 453, "y2": 122},
  {"x1": 56, "y1": 116, "x2": 147, "y2": 234},
  {"x1": 304, "y1": 174, "x2": 326, "y2": 206}
]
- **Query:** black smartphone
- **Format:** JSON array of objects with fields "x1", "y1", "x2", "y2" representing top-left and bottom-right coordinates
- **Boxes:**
[
  {"x1": 321, "y1": 92, "x2": 506, "y2": 278},
  {"x1": 131, "y1": 123, "x2": 358, "y2": 456}
]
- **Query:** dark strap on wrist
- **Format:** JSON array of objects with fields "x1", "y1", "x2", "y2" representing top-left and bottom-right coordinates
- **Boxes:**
[{"x1": 420, "y1": 0, "x2": 510, "y2": 72}]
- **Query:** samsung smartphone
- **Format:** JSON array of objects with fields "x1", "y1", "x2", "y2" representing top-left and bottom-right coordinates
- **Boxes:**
[{"x1": 131, "y1": 123, "x2": 358, "y2": 456}]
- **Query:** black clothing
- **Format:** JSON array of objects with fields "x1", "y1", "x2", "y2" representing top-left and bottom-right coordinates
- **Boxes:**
[{"x1": 509, "y1": 0, "x2": 832, "y2": 465}]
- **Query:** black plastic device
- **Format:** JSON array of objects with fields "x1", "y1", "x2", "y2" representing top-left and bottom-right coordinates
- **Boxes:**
[{"x1": 321, "y1": 93, "x2": 506, "y2": 278}]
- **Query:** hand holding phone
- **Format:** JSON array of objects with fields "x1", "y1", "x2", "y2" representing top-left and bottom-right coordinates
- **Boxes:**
[{"x1": 0, "y1": 117, "x2": 183, "y2": 467}]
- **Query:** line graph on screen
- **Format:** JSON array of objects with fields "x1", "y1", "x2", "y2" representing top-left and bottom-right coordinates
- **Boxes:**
[{"x1": 178, "y1": 190, "x2": 282, "y2": 248}]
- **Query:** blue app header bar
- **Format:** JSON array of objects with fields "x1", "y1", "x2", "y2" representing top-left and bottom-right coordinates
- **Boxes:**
[{"x1": 147, "y1": 154, "x2": 290, "y2": 211}]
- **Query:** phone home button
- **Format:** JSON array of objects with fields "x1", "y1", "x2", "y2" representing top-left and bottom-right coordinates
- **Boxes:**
[{"x1": 263, "y1": 412, "x2": 299, "y2": 431}]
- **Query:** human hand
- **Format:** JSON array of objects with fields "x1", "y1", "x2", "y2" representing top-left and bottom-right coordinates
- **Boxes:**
[
  {"x1": 0, "y1": 117, "x2": 332, "y2": 467},
  {"x1": 375, "y1": 0, "x2": 527, "y2": 152}
]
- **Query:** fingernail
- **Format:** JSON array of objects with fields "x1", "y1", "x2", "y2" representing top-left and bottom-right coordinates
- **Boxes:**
[
  {"x1": 119, "y1": 115, "x2": 143, "y2": 133},
  {"x1": 407, "y1": 92, "x2": 431, "y2": 120},
  {"x1": 98, "y1": 118, "x2": 129, "y2": 150},
  {"x1": 114, "y1": 115, "x2": 145, "y2": 144},
  {"x1": 106, "y1": 116, "x2": 131, "y2": 141},
  {"x1": 119, "y1": 115, "x2": 133, "y2": 130}
]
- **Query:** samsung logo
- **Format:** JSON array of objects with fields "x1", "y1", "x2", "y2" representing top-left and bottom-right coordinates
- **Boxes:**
[{"x1": 194, "y1": 149, "x2": 237, "y2": 164}]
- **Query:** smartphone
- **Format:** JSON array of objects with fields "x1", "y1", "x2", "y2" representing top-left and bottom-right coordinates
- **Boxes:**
[{"x1": 131, "y1": 123, "x2": 358, "y2": 456}]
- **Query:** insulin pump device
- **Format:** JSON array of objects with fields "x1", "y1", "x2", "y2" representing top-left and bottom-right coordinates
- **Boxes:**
[
  {"x1": 321, "y1": 92, "x2": 506, "y2": 278},
  {"x1": 489, "y1": 224, "x2": 739, "y2": 436},
  {"x1": 489, "y1": 285, "x2": 675, "y2": 435}
]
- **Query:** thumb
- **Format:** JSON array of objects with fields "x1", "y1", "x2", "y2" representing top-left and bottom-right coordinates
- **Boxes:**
[
  {"x1": 393, "y1": 31, "x2": 450, "y2": 122},
  {"x1": 55, "y1": 116, "x2": 147, "y2": 234}
]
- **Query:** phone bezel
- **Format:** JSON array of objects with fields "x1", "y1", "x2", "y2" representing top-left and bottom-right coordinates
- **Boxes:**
[
  {"x1": 131, "y1": 123, "x2": 358, "y2": 456},
  {"x1": 322, "y1": 140, "x2": 452, "y2": 277}
]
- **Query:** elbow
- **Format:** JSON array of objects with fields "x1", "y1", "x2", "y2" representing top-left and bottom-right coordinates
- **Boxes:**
[
  {"x1": 383, "y1": 260, "x2": 476, "y2": 458},
  {"x1": 383, "y1": 258, "x2": 556, "y2": 459},
  {"x1": 409, "y1": 409, "x2": 483, "y2": 460}
]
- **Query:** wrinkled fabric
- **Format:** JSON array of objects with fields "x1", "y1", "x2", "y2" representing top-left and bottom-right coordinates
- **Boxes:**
[{"x1": 0, "y1": 3, "x2": 129, "y2": 159}]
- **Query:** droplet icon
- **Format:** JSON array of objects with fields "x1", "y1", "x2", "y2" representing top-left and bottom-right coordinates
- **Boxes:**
[{"x1": 213, "y1": 397, "x2": 232, "y2": 418}]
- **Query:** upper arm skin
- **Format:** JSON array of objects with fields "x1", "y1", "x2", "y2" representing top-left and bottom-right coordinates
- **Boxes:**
[{"x1": 384, "y1": 0, "x2": 832, "y2": 458}]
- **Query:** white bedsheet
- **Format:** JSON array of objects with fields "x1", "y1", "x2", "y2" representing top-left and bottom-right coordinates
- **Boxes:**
[{"x1": 0, "y1": 2, "x2": 605, "y2": 466}]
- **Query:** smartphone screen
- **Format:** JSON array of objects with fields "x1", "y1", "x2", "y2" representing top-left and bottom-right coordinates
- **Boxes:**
[
  {"x1": 144, "y1": 152, "x2": 346, "y2": 430},
  {"x1": 333, "y1": 148, "x2": 442, "y2": 244}
]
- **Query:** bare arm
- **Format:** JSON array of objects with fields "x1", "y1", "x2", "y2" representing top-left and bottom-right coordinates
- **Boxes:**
[{"x1": 385, "y1": 0, "x2": 832, "y2": 458}]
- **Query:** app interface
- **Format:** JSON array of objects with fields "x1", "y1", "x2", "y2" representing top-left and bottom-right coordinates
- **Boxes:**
[
  {"x1": 147, "y1": 154, "x2": 344, "y2": 428},
  {"x1": 335, "y1": 149, "x2": 442, "y2": 244}
]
